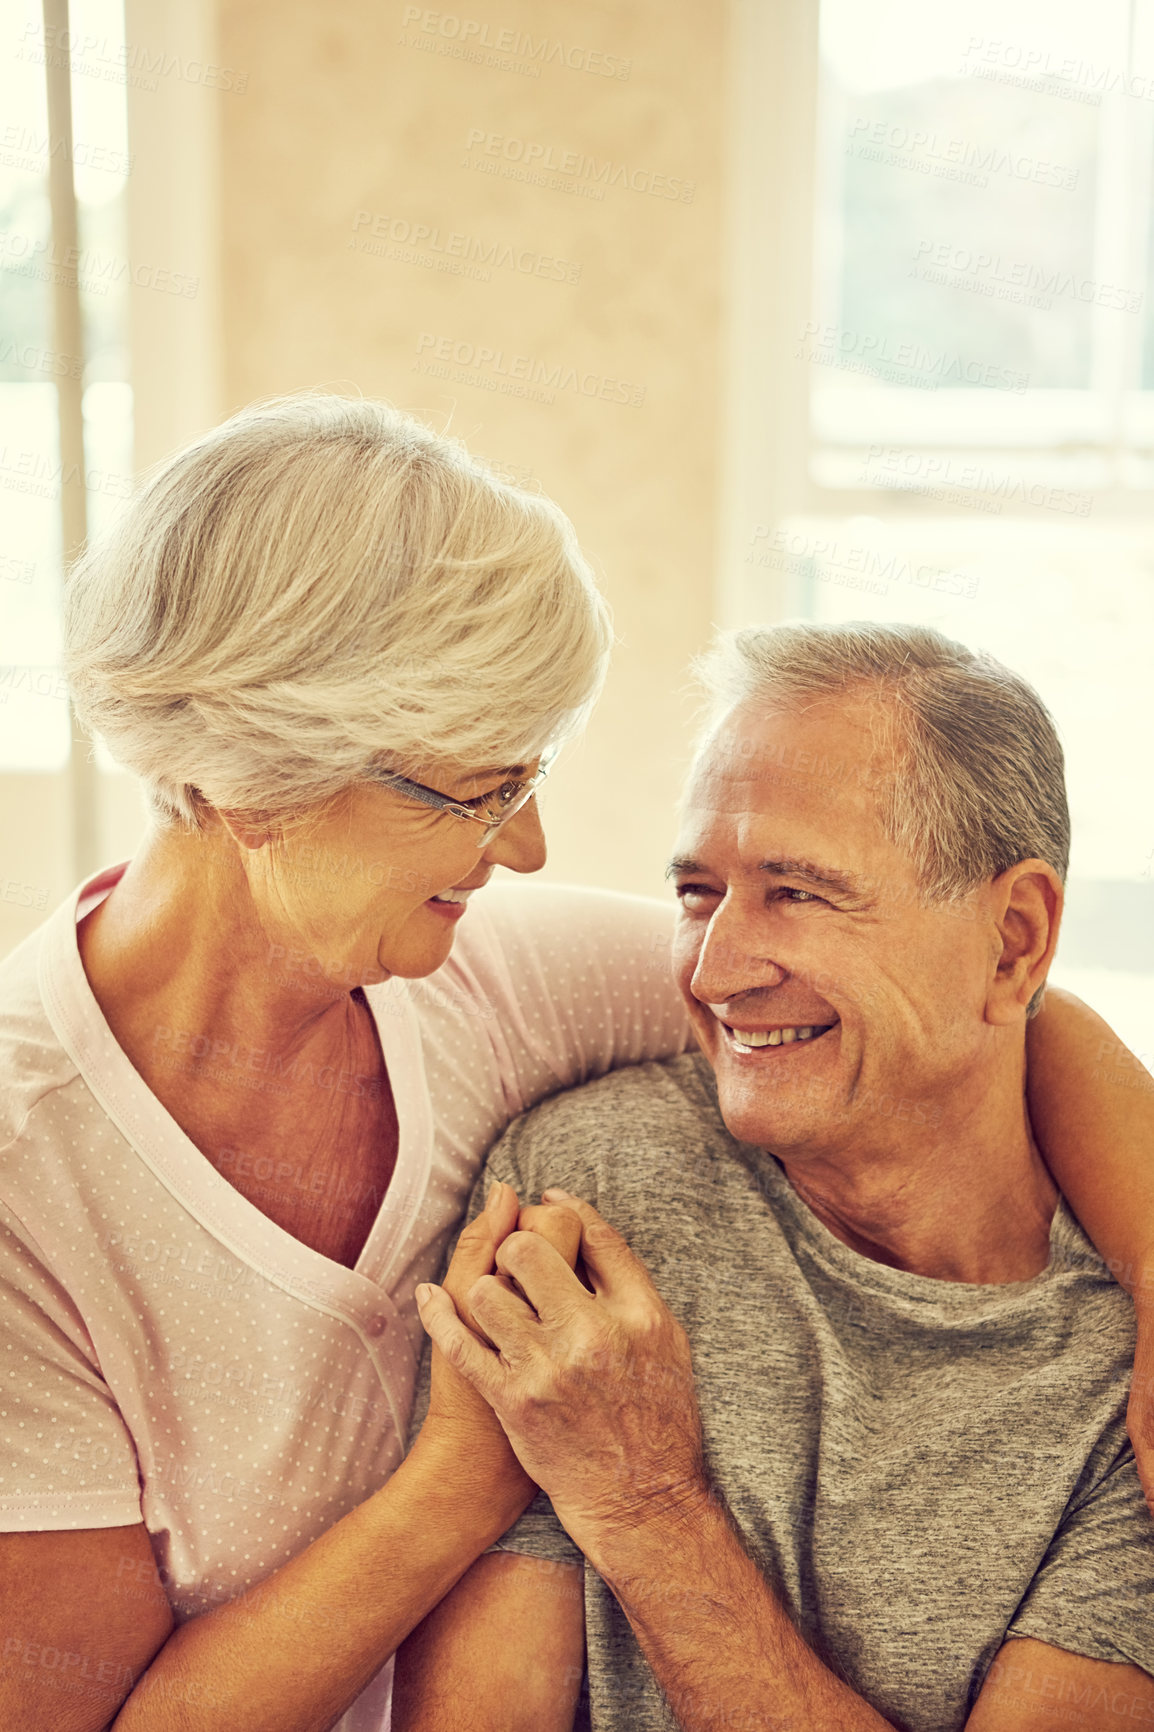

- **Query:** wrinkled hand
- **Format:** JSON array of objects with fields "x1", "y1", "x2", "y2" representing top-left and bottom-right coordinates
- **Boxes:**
[
  {"x1": 416, "y1": 1189, "x2": 708, "y2": 1560},
  {"x1": 416, "y1": 1183, "x2": 582, "y2": 1504}
]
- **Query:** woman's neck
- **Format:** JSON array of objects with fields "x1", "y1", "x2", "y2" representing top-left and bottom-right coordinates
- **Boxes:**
[
  {"x1": 77, "y1": 826, "x2": 399, "y2": 1268},
  {"x1": 78, "y1": 823, "x2": 360, "y2": 1062}
]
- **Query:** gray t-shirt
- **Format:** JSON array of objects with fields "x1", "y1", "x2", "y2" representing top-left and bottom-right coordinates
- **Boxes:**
[{"x1": 417, "y1": 1054, "x2": 1154, "y2": 1732}]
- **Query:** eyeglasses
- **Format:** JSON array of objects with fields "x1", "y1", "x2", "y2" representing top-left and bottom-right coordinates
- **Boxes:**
[{"x1": 363, "y1": 751, "x2": 555, "y2": 847}]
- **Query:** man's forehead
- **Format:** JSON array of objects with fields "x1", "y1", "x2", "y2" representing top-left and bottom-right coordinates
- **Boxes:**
[
  {"x1": 674, "y1": 794, "x2": 850, "y2": 866},
  {"x1": 674, "y1": 700, "x2": 904, "y2": 881},
  {"x1": 684, "y1": 711, "x2": 889, "y2": 819},
  {"x1": 704, "y1": 695, "x2": 892, "y2": 775}
]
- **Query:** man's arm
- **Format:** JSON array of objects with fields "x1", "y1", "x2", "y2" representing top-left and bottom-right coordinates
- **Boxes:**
[
  {"x1": 394, "y1": 1546, "x2": 1154, "y2": 1732},
  {"x1": 420, "y1": 1196, "x2": 1154, "y2": 1732},
  {"x1": 966, "y1": 1638, "x2": 1154, "y2": 1729},
  {"x1": 391, "y1": 1552, "x2": 585, "y2": 1732},
  {"x1": 416, "y1": 1194, "x2": 901, "y2": 1732},
  {"x1": 499, "y1": 1516, "x2": 1154, "y2": 1732},
  {"x1": 580, "y1": 1488, "x2": 896, "y2": 1731}
]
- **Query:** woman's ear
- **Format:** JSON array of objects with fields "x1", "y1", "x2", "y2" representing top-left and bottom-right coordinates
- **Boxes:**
[
  {"x1": 215, "y1": 808, "x2": 276, "y2": 851},
  {"x1": 986, "y1": 859, "x2": 1064, "y2": 1025}
]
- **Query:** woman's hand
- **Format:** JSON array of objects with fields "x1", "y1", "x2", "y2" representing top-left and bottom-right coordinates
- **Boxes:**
[
  {"x1": 418, "y1": 1190, "x2": 708, "y2": 1564},
  {"x1": 1023, "y1": 989, "x2": 1154, "y2": 1513},
  {"x1": 515, "y1": 1200, "x2": 585, "y2": 1288},
  {"x1": 414, "y1": 1183, "x2": 583, "y2": 1509}
]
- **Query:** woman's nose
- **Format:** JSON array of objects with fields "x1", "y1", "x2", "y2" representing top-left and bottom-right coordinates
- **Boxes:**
[{"x1": 484, "y1": 796, "x2": 547, "y2": 874}]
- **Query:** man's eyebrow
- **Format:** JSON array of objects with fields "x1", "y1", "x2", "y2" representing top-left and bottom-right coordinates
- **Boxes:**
[
  {"x1": 664, "y1": 855, "x2": 862, "y2": 897},
  {"x1": 666, "y1": 856, "x2": 707, "y2": 881},
  {"x1": 758, "y1": 857, "x2": 862, "y2": 896}
]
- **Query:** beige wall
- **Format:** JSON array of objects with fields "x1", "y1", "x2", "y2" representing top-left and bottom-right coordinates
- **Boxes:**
[
  {"x1": 218, "y1": 0, "x2": 727, "y2": 896},
  {"x1": 0, "y1": 769, "x2": 150, "y2": 960},
  {"x1": 0, "y1": 0, "x2": 728, "y2": 961},
  {"x1": 0, "y1": 776, "x2": 70, "y2": 963}
]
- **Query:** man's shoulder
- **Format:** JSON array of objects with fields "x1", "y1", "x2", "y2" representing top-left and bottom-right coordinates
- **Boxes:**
[
  {"x1": 519, "y1": 1050, "x2": 721, "y2": 1134},
  {"x1": 487, "y1": 1052, "x2": 733, "y2": 1188}
]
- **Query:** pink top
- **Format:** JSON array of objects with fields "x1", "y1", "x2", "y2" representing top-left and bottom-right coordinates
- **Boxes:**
[{"x1": 0, "y1": 863, "x2": 688, "y2": 1729}]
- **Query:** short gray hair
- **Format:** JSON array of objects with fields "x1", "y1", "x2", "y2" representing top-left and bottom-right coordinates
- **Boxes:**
[
  {"x1": 65, "y1": 393, "x2": 612, "y2": 829},
  {"x1": 694, "y1": 621, "x2": 1070, "y2": 902}
]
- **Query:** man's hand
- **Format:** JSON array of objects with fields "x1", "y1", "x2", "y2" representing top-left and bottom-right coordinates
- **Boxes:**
[
  {"x1": 413, "y1": 1185, "x2": 582, "y2": 1506},
  {"x1": 415, "y1": 1189, "x2": 709, "y2": 1558}
]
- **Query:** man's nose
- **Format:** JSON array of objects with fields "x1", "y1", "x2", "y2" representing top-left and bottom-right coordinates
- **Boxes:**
[{"x1": 690, "y1": 902, "x2": 787, "y2": 1003}]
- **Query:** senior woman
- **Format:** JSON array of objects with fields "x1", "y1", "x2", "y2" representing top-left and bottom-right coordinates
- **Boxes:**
[{"x1": 0, "y1": 394, "x2": 1150, "y2": 1732}]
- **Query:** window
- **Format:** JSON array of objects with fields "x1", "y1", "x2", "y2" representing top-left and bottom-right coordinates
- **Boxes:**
[
  {"x1": 0, "y1": 0, "x2": 133, "y2": 772},
  {"x1": 731, "y1": 0, "x2": 1154, "y2": 1068}
]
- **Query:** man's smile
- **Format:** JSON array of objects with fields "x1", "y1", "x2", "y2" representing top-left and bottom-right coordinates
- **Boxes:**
[{"x1": 721, "y1": 1021, "x2": 839, "y2": 1050}]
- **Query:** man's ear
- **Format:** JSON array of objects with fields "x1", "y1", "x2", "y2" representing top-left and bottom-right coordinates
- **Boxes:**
[{"x1": 985, "y1": 859, "x2": 1064, "y2": 1025}]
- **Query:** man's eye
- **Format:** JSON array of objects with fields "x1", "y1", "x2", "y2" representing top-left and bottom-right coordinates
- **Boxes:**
[
  {"x1": 781, "y1": 887, "x2": 823, "y2": 904},
  {"x1": 674, "y1": 883, "x2": 718, "y2": 907}
]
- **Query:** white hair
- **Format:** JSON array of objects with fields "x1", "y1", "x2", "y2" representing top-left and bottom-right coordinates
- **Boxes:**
[
  {"x1": 65, "y1": 393, "x2": 612, "y2": 829},
  {"x1": 694, "y1": 620, "x2": 1070, "y2": 903}
]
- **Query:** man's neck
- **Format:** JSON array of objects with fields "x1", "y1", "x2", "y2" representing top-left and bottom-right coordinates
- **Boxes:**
[{"x1": 775, "y1": 1068, "x2": 1060, "y2": 1284}]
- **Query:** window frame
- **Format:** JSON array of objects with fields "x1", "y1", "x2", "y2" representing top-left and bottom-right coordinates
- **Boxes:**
[{"x1": 719, "y1": 0, "x2": 1154, "y2": 642}]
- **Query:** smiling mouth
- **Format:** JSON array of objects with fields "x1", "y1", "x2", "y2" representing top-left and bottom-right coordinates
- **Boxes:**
[{"x1": 722, "y1": 1022, "x2": 838, "y2": 1050}]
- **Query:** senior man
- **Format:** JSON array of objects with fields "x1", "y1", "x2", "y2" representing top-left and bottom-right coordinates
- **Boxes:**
[{"x1": 396, "y1": 622, "x2": 1154, "y2": 1732}]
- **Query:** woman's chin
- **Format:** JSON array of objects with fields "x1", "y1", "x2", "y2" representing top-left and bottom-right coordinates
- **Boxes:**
[{"x1": 374, "y1": 918, "x2": 460, "y2": 981}]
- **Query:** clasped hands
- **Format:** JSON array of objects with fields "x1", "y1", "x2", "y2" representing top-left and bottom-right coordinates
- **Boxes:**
[{"x1": 416, "y1": 1181, "x2": 708, "y2": 1560}]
